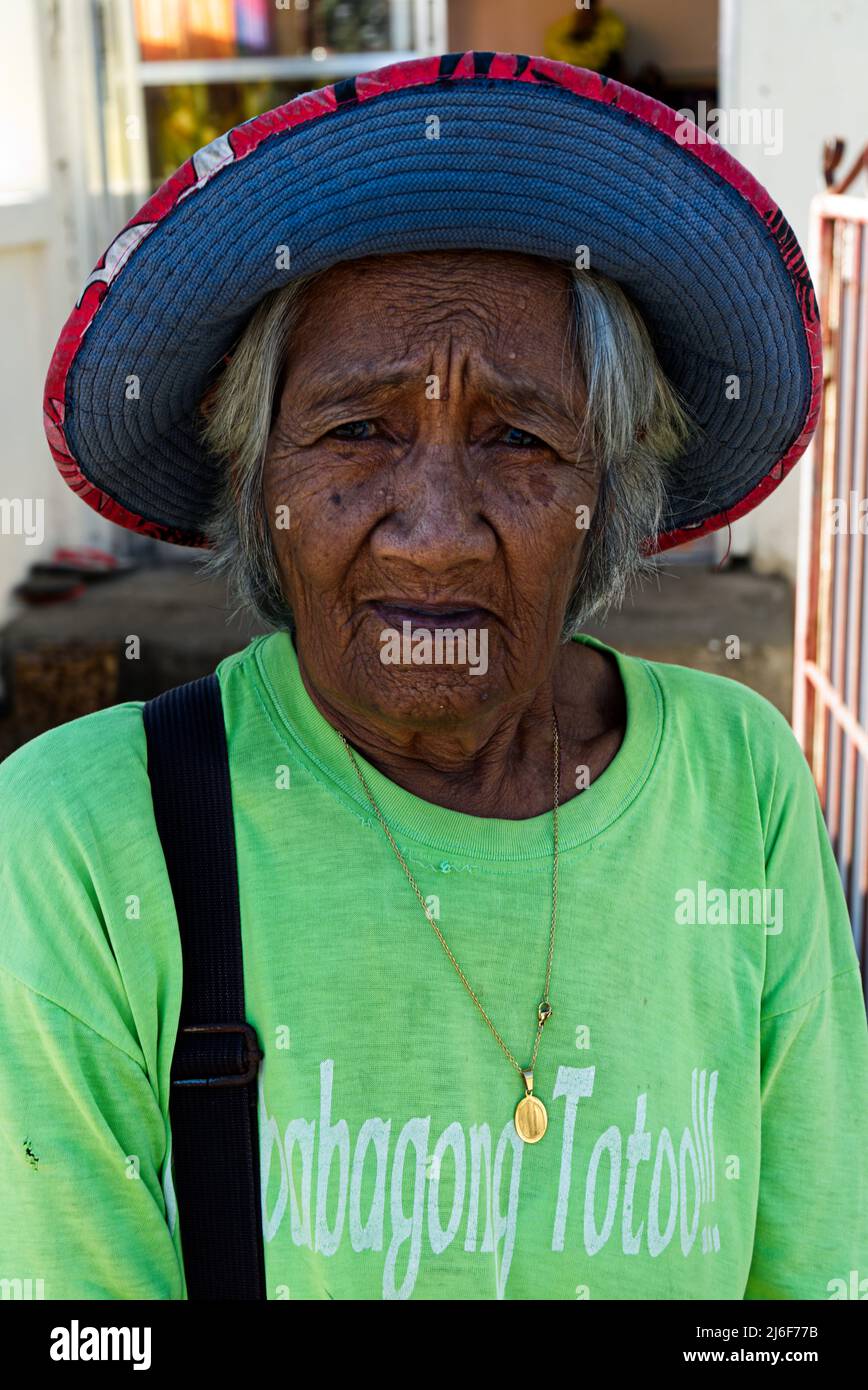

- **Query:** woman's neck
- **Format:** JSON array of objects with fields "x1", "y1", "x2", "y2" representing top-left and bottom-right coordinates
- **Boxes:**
[{"x1": 295, "y1": 639, "x2": 626, "y2": 820}]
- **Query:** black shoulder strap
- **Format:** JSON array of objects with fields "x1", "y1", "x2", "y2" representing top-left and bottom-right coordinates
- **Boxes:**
[{"x1": 143, "y1": 673, "x2": 266, "y2": 1301}]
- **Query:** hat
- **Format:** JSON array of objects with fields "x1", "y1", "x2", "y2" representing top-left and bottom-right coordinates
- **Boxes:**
[{"x1": 43, "y1": 50, "x2": 821, "y2": 552}]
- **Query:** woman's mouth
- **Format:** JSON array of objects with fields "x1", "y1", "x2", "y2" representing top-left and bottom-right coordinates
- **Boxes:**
[{"x1": 368, "y1": 601, "x2": 490, "y2": 631}]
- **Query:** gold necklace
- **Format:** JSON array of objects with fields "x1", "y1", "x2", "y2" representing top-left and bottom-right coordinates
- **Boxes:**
[{"x1": 339, "y1": 710, "x2": 560, "y2": 1144}]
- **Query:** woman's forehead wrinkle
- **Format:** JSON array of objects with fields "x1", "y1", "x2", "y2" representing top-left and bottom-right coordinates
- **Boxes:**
[
  {"x1": 292, "y1": 362, "x2": 576, "y2": 433},
  {"x1": 289, "y1": 349, "x2": 575, "y2": 424},
  {"x1": 472, "y1": 366, "x2": 579, "y2": 426},
  {"x1": 294, "y1": 248, "x2": 571, "y2": 345},
  {"x1": 293, "y1": 364, "x2": 416, "y2": 414}
]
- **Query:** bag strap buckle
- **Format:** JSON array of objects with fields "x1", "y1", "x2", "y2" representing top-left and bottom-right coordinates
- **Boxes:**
[{"x1": 171, "y1": 1022, "x2": 263, "y2": 1088}]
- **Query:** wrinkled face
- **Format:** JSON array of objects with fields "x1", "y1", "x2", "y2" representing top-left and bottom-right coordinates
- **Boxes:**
[{"x1": 263, "y1": 250, "x2": 599, "y2": 730}]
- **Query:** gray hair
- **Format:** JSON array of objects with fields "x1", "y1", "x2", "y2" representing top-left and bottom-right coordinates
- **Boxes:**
[{"x1": 198, "y1": 264, "x2": 694, "y2": 638}]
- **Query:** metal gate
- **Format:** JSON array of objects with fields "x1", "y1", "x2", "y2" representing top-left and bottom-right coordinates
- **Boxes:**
[{"x1": 793, "y1": 143, "x2": 868, "y2": 991}]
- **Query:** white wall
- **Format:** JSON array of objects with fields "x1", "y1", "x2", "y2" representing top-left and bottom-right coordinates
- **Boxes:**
[
  {"x1": 719, "y1": 0, "x2": 868, "y2": 577},
  {"x1": 0, "y1": 1, "x2": 77, "y2": 627},
  {"x1": 0, "y1": 0, "x2": 137, "y2": 627},
  {"x1": 0, "y1": 222, "x2": 78, "y2": 621}
]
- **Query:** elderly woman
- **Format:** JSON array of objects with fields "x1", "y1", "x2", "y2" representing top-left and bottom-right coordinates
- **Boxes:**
[{"x1": 2, "y1": 53, "x2": 867, "y2": 1303}]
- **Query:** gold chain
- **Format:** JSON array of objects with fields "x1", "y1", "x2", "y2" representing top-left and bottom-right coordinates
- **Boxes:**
[{"x1": 338, "y1": 710, "x2": 560, "y2": 1080}]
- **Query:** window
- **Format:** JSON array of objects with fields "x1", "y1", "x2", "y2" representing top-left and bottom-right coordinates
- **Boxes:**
[{"x1": 131, "y1": 0, "x2": 446, "y2": 185}]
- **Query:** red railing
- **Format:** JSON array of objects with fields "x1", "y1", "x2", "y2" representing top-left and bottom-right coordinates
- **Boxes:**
[{"x1": 793, "y1": 143, "x2": 868, "y2": 993}]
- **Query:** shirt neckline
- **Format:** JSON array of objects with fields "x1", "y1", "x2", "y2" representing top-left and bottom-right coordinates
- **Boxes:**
[{"x1": 250, "y1": 627, "x2": 663, "y2": 863}]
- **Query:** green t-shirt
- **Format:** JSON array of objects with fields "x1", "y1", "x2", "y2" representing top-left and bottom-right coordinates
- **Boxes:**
[{"x1": 1, "y1": 631, "x2": 866, "y2": 1301}]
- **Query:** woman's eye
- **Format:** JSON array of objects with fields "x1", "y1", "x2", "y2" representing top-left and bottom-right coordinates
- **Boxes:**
[
  {"x1": 326, "y1": 420, "x2": 548, "y2": 448},
  {"x1": 501, "y1": 426, "x2": 548, "y2": 449},
  {"x1": 328, "y1": 419, "x2": 377, "y2": 440}
]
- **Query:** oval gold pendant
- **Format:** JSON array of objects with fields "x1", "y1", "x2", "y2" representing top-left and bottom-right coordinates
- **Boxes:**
[{"x1": 514, "y1": 1094, "x2": 548, "y2": 1143}]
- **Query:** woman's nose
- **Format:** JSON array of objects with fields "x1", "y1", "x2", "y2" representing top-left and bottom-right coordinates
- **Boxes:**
[{"x1": 370, "y1": 443, "x2": 497, "y2": 573}]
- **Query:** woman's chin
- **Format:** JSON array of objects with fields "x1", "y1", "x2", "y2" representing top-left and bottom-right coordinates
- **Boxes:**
[{"x1": 357, "y1": 667, "x2": 501, "y2": 730}]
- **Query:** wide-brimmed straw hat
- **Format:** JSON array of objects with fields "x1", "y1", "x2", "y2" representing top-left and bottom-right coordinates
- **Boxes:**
[{"x1": 43, "y1": 50, "x2": 821, "y2": 552}]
